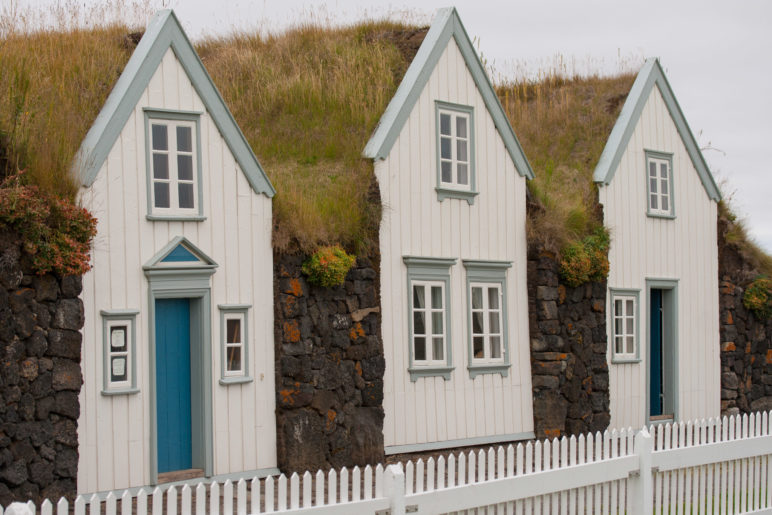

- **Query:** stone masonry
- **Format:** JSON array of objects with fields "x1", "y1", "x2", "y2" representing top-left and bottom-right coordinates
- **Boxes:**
[
  {"x1": 527, "y1": 246, "x2": 610, "y2": 439},
  {"x1": 0, "y1": 229, "x2": 82, "y2": 504},
  {"x1": 274, "y1": 253, "x2": 384, "y2": 473}
]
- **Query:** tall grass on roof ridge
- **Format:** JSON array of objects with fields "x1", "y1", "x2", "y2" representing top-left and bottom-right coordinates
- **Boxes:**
[
  {"x1": 198, "y1": 20, "x2": 427, "y2": 254},
  {"x1": 496, "y1": 68, "x2": 638, "y2": 252}
]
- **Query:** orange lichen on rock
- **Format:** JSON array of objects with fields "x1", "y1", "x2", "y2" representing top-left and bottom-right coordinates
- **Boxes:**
[
  {"x1": 349, "y1": 322, "x2": 365, "y2": 341},
  {"x1": 283, "y1": 320, "x2": 300, "y2": 342}
]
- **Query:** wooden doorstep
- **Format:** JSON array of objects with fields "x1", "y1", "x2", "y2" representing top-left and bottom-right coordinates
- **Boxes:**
[{"x1": 157, "y1": 468, "x2": 205, "y2": 484}]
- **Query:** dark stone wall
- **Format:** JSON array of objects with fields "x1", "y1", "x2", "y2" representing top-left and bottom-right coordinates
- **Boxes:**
[
  {"x1": 718, "y1": 218, "x2": 772, "y2": 415},
  {"x1": 527, "y1": 246, "x2": 610, "y2": 439},
  {"x1": 0, "y1": 229, "x2": 82, "y2": 504},
  {"x1": 273, "y1": 253, "x2": 384, "y2": 473}
]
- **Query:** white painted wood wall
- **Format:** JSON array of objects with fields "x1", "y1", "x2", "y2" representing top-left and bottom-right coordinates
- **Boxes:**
[
  {"x1": 598, "y1": 85, "x2": 720, "y2": 430},
  {"x1": 376, "y1": 38, "x2": 534, "y2": 450},
  {"x1": 78, "y1": 48, "x2": 277, "y2": 493}
]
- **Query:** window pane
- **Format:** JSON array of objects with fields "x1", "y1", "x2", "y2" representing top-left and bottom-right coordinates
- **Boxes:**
[
  {"x1": 178, "y1": 183, "x2": 195, "y2": 209},
  {"x1": 178, "y1": 154, "x2": 193, "y2": 181},
  {"x1": 226, "y1": 318, "x2": 241, "y2": 344},
  {"x1": 111, "y1": 357, "x2": 127, "y2": 382},
  {"x1": 660, "y1": 178, "x2": 668, "y2": 195},
  {"x1": 626, "y1": 336, "x2": 634, "y2": 354},
  {"x1": 457, "y1": 163, "x2": 468, "y2": 185},
  {"x1": 154, "y1": 183, "x2": 170, "y2": 208},
  {"x1": 615, "y1": 318, "x2": 623, "y2": 337},
  {"x1": 431, "y1": 286, "x2": 443, "y2": 309},
  {"x1": 441, "y1": 161, "x2": 452, "y2": 183},
  {"x1": 472, "y1": 311, "x2": 484, "y2": 334},
  {"x1": 110, "y1": 326, "x2": 127, "y2": 351},
  {"x1": 649, "y1": 161, "x2": 657, "y2": 178},
  {"x1": 626, "y1": 317, "x2": 634, "y2": 335},
  {"x1": 432, "y1": 337, "x2": 444, "y2": 361},
  {"x1": 440, "y1": 113, "x2": 451, "y2": 135},
  {"x1": 488, "y1": 287, "x2": 499, "y2": 309},
  {"x1": 457, "y1": 140, "x2": 467, "y2": 162},
  {"x1": 614, "y1": 299, "x2": 622, "y2": 316},
  {"x1": 456, "y1": 116, "x2": 467, "y2": 138},
  {"x1": 413, "y1": 285, "x2": 425, "y2": 308},
  {"x1": 490, "y1": 336, "x2": 501, "y2": 358},
  {"x1": 152, "y1": 124, "x2": 168, "y2": 150},
  {"x1": 615, "y1": 336, "x2": 623, "y2": 354},
  {"x1": 650, "y1": 177, "x2": 657, "y2": 194},
  {"x1": 177, "y1": 126, "x2": 192, "y2": 152},
  {"x1": 413, "y1": 311, "x2": 425, "y2": 335},
  {"x1": 431, "y1": 312, "x2": 443, "y2": 335},
  {"x1": 414, "y1": 337, "x2": 426, "y2": 361},
  {"x1": 650, "y1": 194, "x2": 658, "y2": 210},
  {"x1": 660, "y1": 162, "x2": 668, "y2": 179},
  {"x1": 489, "y1": 312, "x2": 500, "y2": 334},
  {"x1": 226, "y1": 346, "x2": 242, "y2": 372},
  {"x1": 473, "y1": 336, "x2": 484, "y2": 358},
  {"x1": 472, "y1": 287, "x2": 483, "y2": 309},
  {"x1": 626, "y1": 299, "x2": 633, "y2": 314},
  {"x1": 153, "y1": 153, "x2": 169, "y2": 179},
  {"x1": 661, "y1": 196, "x2": 668, "y2": 211},
  {"x1": 441, "y1": 137, "x2": 451, "y2": 159}
]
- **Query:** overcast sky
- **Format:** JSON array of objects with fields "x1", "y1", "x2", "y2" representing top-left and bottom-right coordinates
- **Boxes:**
[{"x1": 17, "y1": 0, "x2": 772, "y2": 253}]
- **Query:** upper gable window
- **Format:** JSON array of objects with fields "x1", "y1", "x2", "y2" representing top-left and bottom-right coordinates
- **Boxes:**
[
  {"x1": 645, "y1": 150, "x2": 674, "y2": 218},
  {"x1": 435, "y1": 101, "x2": 477, "y2": 204},
  {"x1": 145, "y1": 109, "x2": 204, "y2": 221}
]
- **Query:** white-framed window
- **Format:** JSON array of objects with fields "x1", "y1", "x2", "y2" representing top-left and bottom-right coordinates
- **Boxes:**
[
  {"x1": 404, "y1": 256, "x2": 456, "y2": 381},
  {"x1": 609, "y1": 289, "x2": 640, "y2": 363},
  {"x1": 218, "y1": 305, "x2": 252, "y2": 385},
  {"x1": 464, "y1": 260, "x2": 512, "y2": 378},
  {"x1": 645, "y1": 150, "x2": 674, "y2": 218},
  {"x1": 435, "y1": 101, "x2": 477, "y2": 204},
  {"x1": 145, "y1": 109, "x2": 204, "y2": 220},
  {"x1": 101, "y1": 310, "x2": 139, "y2": 395}
]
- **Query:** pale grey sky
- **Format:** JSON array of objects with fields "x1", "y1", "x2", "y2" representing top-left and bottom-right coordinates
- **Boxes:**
[{"x1": 17, "y1": 0, "x2": 772, "y2": 253}]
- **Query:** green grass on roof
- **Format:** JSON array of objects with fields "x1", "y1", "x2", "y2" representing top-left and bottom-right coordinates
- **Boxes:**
[
  {"x1": 497, "y1": 72, "x2": 637, "y2": 252},
  {"x1": 198, "y1": 22, "x2": 427, "y2": 254}
]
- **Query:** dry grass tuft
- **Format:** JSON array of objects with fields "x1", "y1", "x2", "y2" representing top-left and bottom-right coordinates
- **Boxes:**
[
  {"x1": 719, "y1": 200, "x2": 772, "y2": 278},
  {"x1": 496, "y1": 69, "x2": 637, "y2": 251}
]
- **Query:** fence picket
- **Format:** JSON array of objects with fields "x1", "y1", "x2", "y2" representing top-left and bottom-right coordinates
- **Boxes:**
[
  {"x1": 352, "y1": 467, "x2": 361, "y2": 502},
  {"x1": 339, "y1": 467, "x2": 348, "y2": 503},
  {"x1": 264, "y1": 476, "x2": 274, "y2": 513},
  {"x1": 223, "y1": 481, "x2": 233, "y2": 515},
  {"x1": 326, "y1": 470, "x2": 336, "y2": 506},
  {"x1": 478, "y1": 449, "x2": 487, "y2": 482},
  {"x1": 289, "y1": 473, "x2": 299, "y2": 510},
  {"x1": 524, "y1": 442, "x2": 532, "y2": 476},
  {"x1": 535, "y1": 441, "x2": 542, "y2": 474},
  {"x1": 166, "y1": 487, "x2": 177, "y2": 515},
  {"x1": 136, "y1": 489, "x2": 147, "y2": 515},
  {"x1": 181, "y1": 485, "x2": 191, "y2": 515},
  {"x1": 448, "y1": 454, "x2": 456, "y2": 488},
  {"x1": 507, "y1": 445, "x2": 515, "y2": 477},
  {"x1": 301, "y1": 472, "x2": 311, "y2": 508},
  {"x1": 516, "y1": 443, "x2": 524, "y2": 476},
  {"x1": 195, "y1": 483, "x2": 206, "y2": 515},
  {"x1": 468, "y1": 451, "x2": 476, "y2": 484},
  {"x1": 314, "y1": 470, "x2": 324, "y2": 506},
  {"x1": 151, "y1": 487, "x2": 162, "y2": 515},
  {"x1": 57, "y1": 497, "x2": 68, "y2": 515},
  {"x1": 375, "y1": 464, "x2": 384, "y2": 497},
  {"x1": 209, "y1": 482, "x2": 219, "y2": 515},
  {"x1": 426, "y1": 458, "x2": 434, "y2": 492},
  {"x1": 40, "y1": 500, "x2": 52, "y2": 515},
  {"x1": 458, "y1": 452, "x2": 466, "y2": 486},
  {"x1": 416, "y1": 459, "x2": 424, "y2": 493},
  {"x1": 364, "y1": 465, "x2": 373, "y2": 500},
  {"x1": 438, "y1": 456, "x2": 446, "y2": 490},
  {"x1": 237, "y1": 479, "x2": 246, "y2": 515},
  {"x1": 250, "y1": 478, "x2": 260, "y2": 515}
]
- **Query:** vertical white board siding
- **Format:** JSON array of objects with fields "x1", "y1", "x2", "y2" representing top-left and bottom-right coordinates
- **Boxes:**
[
  {"x1": 377, "y1": 39, "x2": 533, "y2": 449},
  {"x1": 78, "y1": 48, "x2": 276, "y2": 494},
  {"x1": 599, "y1": 85, "x2": 720, "y2": 430}
]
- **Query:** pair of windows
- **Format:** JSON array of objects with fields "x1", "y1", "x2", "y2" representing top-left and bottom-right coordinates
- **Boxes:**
[
  {"x1": 609, "y1": 289, "x2": 640, "y2": 363},
  {"x1": 645, "y1": 151, "x2": 674, "y2": 218},
  {"x1": 405, "y1": 257, "x2": 511, "y2": 381},
  {"x1": 101, "y1": 306, "x2": 251, "y2": 394},
  {"x1": 435, "y1": 102, "x2": 477, "y2": 204}
]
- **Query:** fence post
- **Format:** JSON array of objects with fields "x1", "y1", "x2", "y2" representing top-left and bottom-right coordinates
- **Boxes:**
[
  {"x1": 383, "y1": 463, "x2": 406, "y2": 515},
  {"x1": 629, "y1": 427, "x2": 653, "y2": 515},
  {"x1": 5, "y1": 502, "x2": 33, "y2": 515}
]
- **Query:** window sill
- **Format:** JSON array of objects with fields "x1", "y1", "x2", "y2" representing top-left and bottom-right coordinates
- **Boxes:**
[
  {"x1": 219, "y1": 376, "x2": 254, "y2": 386},
  {"x1": 408, "y1": 366, "x2": 454, "y2": 382},
  {"x1": 146, "y1": 214, "x2": 207, "y2": 222},
  {"x1": 611, "y1": 356, "x2": 641, "y2": 364},
  {"x1": 435, "y1": 187, "x2": 478, "y2": 205},
  {"x1": 101, "y1": 387, "x2": 140, "y2": 396},
  {"x1": 468, "y1": 363, "x2": 510, "y2": 379},
  {"x1": 646, "y1": 212, "x2": 676, "y2": 220}
]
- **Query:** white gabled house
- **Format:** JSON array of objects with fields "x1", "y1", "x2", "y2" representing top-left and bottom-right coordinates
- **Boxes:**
[
  {"x1": 73, "y1": 10, "x2": 278, "y2": 493},
  {"x1": 594, "y1": 58, "x2": 722, "y2": 430},
  {"x1": 364, "y1": 8, "x2": 536, "y2": 453}
]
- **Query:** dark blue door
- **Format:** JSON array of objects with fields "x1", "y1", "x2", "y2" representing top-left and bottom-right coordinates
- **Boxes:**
[
  {"x1": 155, "y1": 298, "x2": 192, "y2": 473},
  {"x1": 649, "y1": 289, "x2": 663, "y2": 417}
]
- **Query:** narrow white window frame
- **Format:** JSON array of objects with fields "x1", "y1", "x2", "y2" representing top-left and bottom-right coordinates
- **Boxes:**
[
  {"x1": 218, "y1": 305, "x2": 253, "y2": 385},
  {"x1": 435, "y1": 101, "x2": 477, "y2": 204},
  {"x1": 609, "y1": 288, "x2": 640, "y2": 363},
  {"x1": 144, "y1": 108, "x2": 205, "y2": 221},
  {"x1": 645, "y1": 150, "x2": 675, "y2": 218},
  {"x1": 411, "y1": 280, "x2": 448, "y2": 366},
  {"x1": 101, "y1": 309, "x2": 140, "y2": 395},
  {"x1": 464, "y1": 260, "x2": 512, "y2": 378},
  {"x1": 469, "y1": 282, "x2": 505, "y2": 363},
  {"x1": 404, "y1": 256, "x2": 456, "y2": 381}
]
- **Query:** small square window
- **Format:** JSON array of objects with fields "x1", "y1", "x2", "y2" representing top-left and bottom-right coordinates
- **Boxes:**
[
  {"x1": 101, "y1": 310, "x2": 139, "y2": 395},
  {"x1": 645, "y1": 151, "x2": 674, "y2": 218},
  {"x1": 609, "y1": 289, "x2": 640, "y2": 363},
  {"x1": 219, "y1": 306, "x2": 252, "y2": 385},
  {"x1": 435, "y1": 101, "x2": 477, "y2": 204}
]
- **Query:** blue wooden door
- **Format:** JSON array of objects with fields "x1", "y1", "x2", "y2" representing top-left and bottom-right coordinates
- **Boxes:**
[
  {"x1": 649, "y1": 289, "x2": 663, "y2": 417},
  {"x1": 155, "y1": 298, "x2": 192, "y2": 473}
]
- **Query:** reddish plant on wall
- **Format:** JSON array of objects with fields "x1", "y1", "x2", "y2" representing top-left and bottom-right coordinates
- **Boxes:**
[{"x1": 0, "y1": 174, "x2": 97, "y2": 275}]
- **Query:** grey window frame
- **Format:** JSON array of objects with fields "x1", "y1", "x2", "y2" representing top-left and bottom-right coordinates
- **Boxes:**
[
  {"x1": 144, "y1": 108, "x2": 205, "y2": 221},
  {"x1": 609, "y1": 288, "x2": 641, "y2": 364},
  {"x1": 218, "y1": 304, "x2": 253, "y2": 385},
  {"x1": 645, "y1": 149, "x2": 675, "y2": 219},
  {"x1": 463, "y1": 260, "x2": 512, "y2": 378},
  {"x1": 404, "y1": 256, "x2": 457, "y2": 381},
  {"x1": 435, "y1": 101, "x2": 478, "y2": 205},
  {"x1": 101, "y1": 309, "x2": 140, "y2": 395}
]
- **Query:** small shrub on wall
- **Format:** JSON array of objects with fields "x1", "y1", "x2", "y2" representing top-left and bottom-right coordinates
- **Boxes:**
[
  {"x1": 559, "y1": 227, "x2": 610, "y2": 287},
  {"x1": 743, "y1": 276, "x2": 772, "y2": 320},
  {"x1": 302, "y1": 245, "x2": 356, "y2": 288}
]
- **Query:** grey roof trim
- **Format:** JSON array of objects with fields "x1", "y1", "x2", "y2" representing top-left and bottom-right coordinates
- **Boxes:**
[
  {"x1": 362, "y1": 7, "x2": 534, "y2": 180},
  {"x1": 593, "y1": 58, "x2": 720, "y2": 201},
  {"x1": 73, "y1": 9, "x2": 275, "y2": 197}
]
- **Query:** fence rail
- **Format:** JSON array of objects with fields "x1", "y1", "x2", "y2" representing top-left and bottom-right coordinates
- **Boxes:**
[{"x1": 3, "y1": 411, "x2": 770, "y2": 515}]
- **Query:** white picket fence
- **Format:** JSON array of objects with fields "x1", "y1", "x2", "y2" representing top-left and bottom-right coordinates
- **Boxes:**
[{"x1": 4, "y1": 411, "x2": 771, "y2": 515}]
